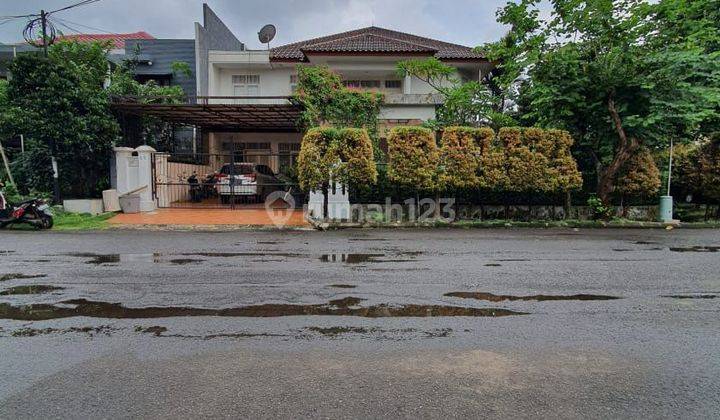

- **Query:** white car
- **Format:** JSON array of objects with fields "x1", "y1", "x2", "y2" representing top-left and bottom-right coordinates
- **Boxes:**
[{"x1": 215, "y1": 163, "x2": 284, "y2": 203}]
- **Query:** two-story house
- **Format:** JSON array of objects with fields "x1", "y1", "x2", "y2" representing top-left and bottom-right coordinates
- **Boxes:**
[{"x1": 192, "y1": 4, "x2": 491, "y2": 174}]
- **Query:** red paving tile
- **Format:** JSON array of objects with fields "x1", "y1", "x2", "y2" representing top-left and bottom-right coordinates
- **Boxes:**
[{"x1": 109, "y1": 208, "x2": 310, "y2": 227}]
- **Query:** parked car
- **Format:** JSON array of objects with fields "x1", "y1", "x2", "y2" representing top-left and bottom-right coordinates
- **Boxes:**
[{"x1": 215, "y1": 163, "x2": 286, "y2": 203}]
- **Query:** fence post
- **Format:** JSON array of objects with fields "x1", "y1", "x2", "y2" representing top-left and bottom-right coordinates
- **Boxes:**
[{"x1": 155, "y1": 152, "x2": 170, "y2": 208}]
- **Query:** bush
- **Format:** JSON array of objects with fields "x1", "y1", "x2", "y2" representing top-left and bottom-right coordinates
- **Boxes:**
[
  {"x1": 439, "y1": 127, "x2": 480, "y2": 189},
  {"x1": 387, "y1": 126, "x2": 440, "y2": 192},
  {"x1": 329, "y1": 128, "x2": 378, "y2": 186}
]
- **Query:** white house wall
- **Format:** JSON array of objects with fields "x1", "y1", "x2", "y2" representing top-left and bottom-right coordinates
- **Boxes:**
[{"x1": 207, "y1": 50, "x2": 471, "y2": 120}]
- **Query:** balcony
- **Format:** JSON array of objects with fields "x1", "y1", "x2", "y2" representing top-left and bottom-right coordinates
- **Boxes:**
[{"x1": 383, "y1": 93, "x2": 444, "y2": 105}]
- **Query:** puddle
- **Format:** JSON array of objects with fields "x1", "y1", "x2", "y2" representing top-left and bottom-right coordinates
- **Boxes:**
[
  {"x1": 10, "y1": 325, "x2": 115, "y2": 337},
  {"x1": 0, "y1": 285, "x2": 64, "y2": 295},
  {"x1": 0, "y1": 298, "x2": 526, "y2": 321},
  {"x1": 0, "y1": 251, "x2": 15, "y2": 255},
  {"x1": 484, "y1": 263, "x2": 502, "y2": 267},
  {"x1": 328, "y1": 284, "x2": 357, "y2": 289},
  {"x1": 168, "y1": 259, "x2": 203, "y2": 265},
  {"x1": 669, "y1": 246, "x2": 720, "y2": 253},
  {"x1": 320, "y1": 253, "x2": 418, "y2": 264},
  {"x1": 64, "y1": 253, "x2": 147, "y2": 265},
  {"x1": 181, "y1": 252, "x2": 301, "y2": 258},
  {"x1": 256, "y1": 241, "x2": 281, "y2": 245},
  {"x1": 320, "y1": 253, "x2": 384, "y2": 263},
  {"x1": 306, "y1": 326, "x2": 372, "y2": 336},
  {"x1": 0, "y1": 273, "x2": 47, "y2": 282},
  {"x1": 444, "y1": 291, "x2": 620, "y2": 302},
  {"x1": 135, "y1": 326, "x2": 168, "y2": 336},
  {"x1": 661, "y1": 294, "x2": 717, "y2": 299},
  {"x1": 635, "y1": 241, "x2": 660, "y2": 245},
  {"x1": 63, "y1": 251, "x2": 301, "y2": 265},
  {"x1": 348, "y1": 238, "x2": 390, "y2": 242}
]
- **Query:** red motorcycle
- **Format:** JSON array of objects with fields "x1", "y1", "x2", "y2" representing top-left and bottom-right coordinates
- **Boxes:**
[{"x1": 0, "y1": 184, "x2": 53, "y2": 230}]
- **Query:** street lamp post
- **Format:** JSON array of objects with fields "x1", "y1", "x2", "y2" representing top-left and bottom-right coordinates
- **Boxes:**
[{"x1": 659, "y1": 138, "x2": 674, "y2": 223}]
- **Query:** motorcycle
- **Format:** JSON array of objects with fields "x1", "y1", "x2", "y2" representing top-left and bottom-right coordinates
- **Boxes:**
[
  {"x1": 187, "y1": 173, "x2": 202, "y2": 203},
  {"x1": 187, "y1": 173, "x2": 217, "y2": 203},
  {"x1": 0, "y1": 184, "x2": 54, "y2": 230}
]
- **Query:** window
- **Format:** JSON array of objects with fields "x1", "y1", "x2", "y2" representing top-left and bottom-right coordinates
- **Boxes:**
[
  {"x1": 385, "y1": 80, "x2": 402, "y2": 89},
  {"x1": 343, "y1": 80, "x2": 381, "y2": 89},
  {"x1": 290, "y1": 74, "x2": 298, "y2": 92},
  {"x1": 232, "y1": 74, "x2": 260, "y2": 96}
]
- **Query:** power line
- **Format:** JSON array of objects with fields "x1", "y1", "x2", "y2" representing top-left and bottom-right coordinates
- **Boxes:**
[
  {"x1": 48, "y1": 0, "x2": 101, "y2": 15},
  {"x1": 0, "y1": 0, "x2": 101, "y2": 20},
  {"x1": 52, "y1": 16, "x2": 117, "y2": 35}
]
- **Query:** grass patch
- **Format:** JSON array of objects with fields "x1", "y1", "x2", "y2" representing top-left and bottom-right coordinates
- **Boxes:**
[
  {"x1": 53, "y1": 210, "x2": 116, "y2": 231},
  {"x1": 4, "y1": 207, "x2": 116, "y2": 231}
]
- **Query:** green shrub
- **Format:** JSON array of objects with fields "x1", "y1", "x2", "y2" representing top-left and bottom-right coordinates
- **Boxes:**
[{"x1": 387, "y1": 126, "x2": 440, "y2": 192}]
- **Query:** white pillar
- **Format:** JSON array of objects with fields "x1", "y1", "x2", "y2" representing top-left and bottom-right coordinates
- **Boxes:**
[
  {"x1": 134, "y1": 145, "x2": 157, "y2": 212},
  {"x1": 403, "y1": 74, "x2": 412, "y2": 94},
  {"x1": 113, "y1": 147, "x2": 134, "y2": 196}
]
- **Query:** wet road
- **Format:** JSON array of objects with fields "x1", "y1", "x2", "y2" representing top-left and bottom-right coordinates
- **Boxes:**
[{"x1": 1, "y1": 228, "x2": 719, "y2": 418}]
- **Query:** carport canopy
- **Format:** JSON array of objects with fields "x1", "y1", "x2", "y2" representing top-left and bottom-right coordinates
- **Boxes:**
[{"x1": 111, "y1": 96, "x2": 303, "y2": 132}]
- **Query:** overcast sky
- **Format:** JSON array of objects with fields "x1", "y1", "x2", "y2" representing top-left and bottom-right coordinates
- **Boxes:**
[{"x1": 0, "y1": 0, "x2": 542, "y2": 48}]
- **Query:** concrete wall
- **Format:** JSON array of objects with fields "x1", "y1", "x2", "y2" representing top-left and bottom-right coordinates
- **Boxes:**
[{"x1": 345, "y1": 203, "x2": 660, "y2": 223}]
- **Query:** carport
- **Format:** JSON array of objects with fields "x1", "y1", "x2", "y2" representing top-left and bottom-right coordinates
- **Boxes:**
[{"x1": 111, "y1": 96, "x2": 305, "y2": 212}]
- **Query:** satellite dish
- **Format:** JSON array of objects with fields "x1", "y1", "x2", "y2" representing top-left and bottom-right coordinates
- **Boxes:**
[{"x1": 258, "y1": 24, "x2": 277, "y2": 45}]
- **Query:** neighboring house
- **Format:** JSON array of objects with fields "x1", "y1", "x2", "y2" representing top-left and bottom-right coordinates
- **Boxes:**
[
  {"x1": 57, "y1": 31, "x2": 155, "y2": 54},
  {"x1": 192, "y1": 4, "x2": 491, "y2": 172},
  {"x1": 123, "y1": 38, "x2": 196, "y2": 96}
]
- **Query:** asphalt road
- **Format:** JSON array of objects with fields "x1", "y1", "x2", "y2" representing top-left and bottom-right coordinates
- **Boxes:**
[{"x1": 1, "y1": 228, "x2": 719, "y2": 419}]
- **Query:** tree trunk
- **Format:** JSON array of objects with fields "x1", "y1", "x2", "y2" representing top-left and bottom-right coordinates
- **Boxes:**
[
  {"x1": 564, "y1": 190, "x2": 571, "y2": 220},
  {"x1": 597, "y1": 97, "x2": 639, "y2": 204},
  {"x1": 322, "y1": 183, "x2": 329, "y2": 220}
]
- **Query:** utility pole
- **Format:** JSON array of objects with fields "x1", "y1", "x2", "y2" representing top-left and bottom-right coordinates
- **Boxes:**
[
  {"x1": 40, "y1": 9, "x2": 48, "y2": 56},
  {"x1": 39, "y1": 8, "x2": 60, "y2": 203}
]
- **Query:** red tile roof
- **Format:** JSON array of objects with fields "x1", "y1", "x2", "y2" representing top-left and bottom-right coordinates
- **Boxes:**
[
  {"x1": 271, "y1": 26, "x2": 485, "y2": 61},
  {"x1": 55, "y1": 31, "x2": 154, "y2": 49}
]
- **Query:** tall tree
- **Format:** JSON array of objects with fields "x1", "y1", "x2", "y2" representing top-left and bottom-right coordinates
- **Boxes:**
[
  {"x1": 485, "y1": 0, "x2": 720, "y2": 203},
  {"x1": 2, "y1": 41, "x2": 120, "y2": 198}
]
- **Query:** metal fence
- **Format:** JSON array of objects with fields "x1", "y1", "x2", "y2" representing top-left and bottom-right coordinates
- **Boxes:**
[{"x1": 151, "y1": 151, "x2": 304, "y2": 209}]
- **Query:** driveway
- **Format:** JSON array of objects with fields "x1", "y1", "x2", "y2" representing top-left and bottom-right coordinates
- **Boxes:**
[
  {"x1": 108, "y1": 207, "x2": 310, "y2": 227},
  {"x1": 1, "y1": 228, "x2": 718, "y2": 418}
]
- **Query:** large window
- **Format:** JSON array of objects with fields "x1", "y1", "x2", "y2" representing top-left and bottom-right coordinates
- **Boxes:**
[
  {"x1": 343, "y1": 80, "x2": 381, "y2": 89},
  {"x1": 232, "y1": 74, "x2": 260, "y2": 96},
  {"x1": 290, "y1": 74, "x2": 298, "y2": 93}
]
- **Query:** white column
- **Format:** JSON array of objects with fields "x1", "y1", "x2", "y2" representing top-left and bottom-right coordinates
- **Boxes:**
[
  {"x1": 134, "y1": 145, "x2": 157, "y2": 212},
  {"x1": 403, "y1": 74, "x2": 412, "y2": 94},
  {"x1": 113, "y1": 147, "x2": 134, "y2": 195}
]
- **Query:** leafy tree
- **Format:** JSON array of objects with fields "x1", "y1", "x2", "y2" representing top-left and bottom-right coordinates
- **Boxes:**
[
  {"x1": 293, "y1": 66, "x2": 383, "y2": 154},
  {"x1": 298, "y1": 127, "x2": 377, "y2": 219},
  {"x1": 397, "y1": 58, "x2": 512, "y2": 129},
  {"x1": 297, "y1": 127, "x2": 337, "y2": 219},
  {"x1": 616, "y1": 148, "x2": 662, "y2": 207},
  {"x1": 696, "y1": 133, "x2": 720, "y2": 216},
  {"x1": 2, "y1": 41, "x2": 120, "y2": 198},
  {"x1": 486, "y1": 0, "x2": 720, "y2": 204},
  {"x1": 108, "y1": 54, "x2": 187, "y2": 150}
]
